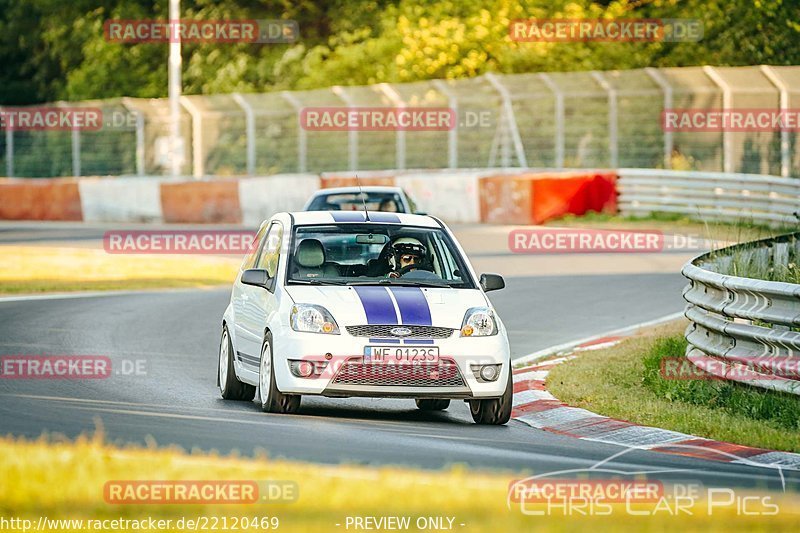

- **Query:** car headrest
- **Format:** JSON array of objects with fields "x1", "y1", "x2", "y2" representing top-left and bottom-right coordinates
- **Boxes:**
[{"x1": 296, "y1": 239, "x2": 325, "y2": 268}]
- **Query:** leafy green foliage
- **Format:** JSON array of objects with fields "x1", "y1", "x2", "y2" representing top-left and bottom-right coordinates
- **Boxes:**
[{"x1": 1, "y1": 0, "x2": 798, "y2": 103}]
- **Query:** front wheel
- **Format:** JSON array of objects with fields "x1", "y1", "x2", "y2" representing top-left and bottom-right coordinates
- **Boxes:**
[
  {"x1": 469, "y1": 369, "x2": 512, "y2": 425},
  {"x1": 259, "y1": 332, "x2": 301, "y2": 414}
]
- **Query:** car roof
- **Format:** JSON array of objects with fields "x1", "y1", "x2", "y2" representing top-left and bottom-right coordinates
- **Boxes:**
[
  {"x1": 285, "y1": 211, "x2": 439, "y2": 228},
  {"x1": 310, "y1": 186, "x2": 404, "y2": 196}
]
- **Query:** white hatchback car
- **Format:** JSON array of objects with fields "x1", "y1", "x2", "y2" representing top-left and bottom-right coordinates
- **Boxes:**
[{"x1": 218, "y1": 210, "x2": 512, "y2": 424}]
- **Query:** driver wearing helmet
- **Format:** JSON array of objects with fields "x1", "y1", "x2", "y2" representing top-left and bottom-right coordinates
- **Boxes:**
[{"x1": 387, "y1": 237, "x2": 427, "y2": 278}]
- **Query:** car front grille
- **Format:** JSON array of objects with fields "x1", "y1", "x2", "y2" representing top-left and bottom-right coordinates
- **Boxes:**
[
  {"x1": 331, "y1": 359, "x2": 465, "y2": 388},
  {"x1": 345, "y1": 325, "x2": 454, "y2": 339}
]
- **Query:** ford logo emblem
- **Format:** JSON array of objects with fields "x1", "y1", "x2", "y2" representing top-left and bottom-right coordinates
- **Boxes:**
[{"x1": 390, "y1": 327, "x2": 412, "y2": 337}]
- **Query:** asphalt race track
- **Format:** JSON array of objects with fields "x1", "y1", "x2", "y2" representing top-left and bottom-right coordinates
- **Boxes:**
[{"x1": 0, "y1": 223, "x2": 797, "y2": 493}]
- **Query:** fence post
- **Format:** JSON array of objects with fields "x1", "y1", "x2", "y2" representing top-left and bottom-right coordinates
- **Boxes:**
[
  {"x1": 281, "y1": 91, "x2": 306, "y2": 173},
  {"x1": 432, "y1": 80, "x2": 458, "y2": 168},
  {"x1": 232, "y1": 92, "x2": 256, "y2": 176},
  {"x1": 121, "y1": 98, "x2": 145, "y2": 176},
  {"x1": 179, "y1": 97, "x2": 204, "y2": 178},
  {"x1": 538, "y1": 73, "x2": 564, "y2": 169},
  {"x1": 645, "y1": 67, "x2": 673, "y2": 169},
  {"x1": 3, "y1": 108, "x2": 12, "y2": 177},
  {"x1": 760, "y1": 65, "x2": 790, "y2": 178},
  {"x1": 377, "y1": 83, "x2": 406, "y2": 170},
  {"x1": 703, "y1": 66, "x2": 733, "y2": 173},
  {"x1": 332, "y1": 86, "x2": 358, "y2": 171},
  {"x1": 591, "y1": 71, "x2": 618, "y2": 168},
  {"x1": 485, "y1": 73, "x2": 527, "y2": 168}
]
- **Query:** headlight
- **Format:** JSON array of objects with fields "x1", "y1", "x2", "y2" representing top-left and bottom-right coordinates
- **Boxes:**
[
  {"x1": 290, "y1": 304, "x2": 340, "y2": 334},
  {"x1": 460, "y1": 307, "x2": 498, "y2": 337}
]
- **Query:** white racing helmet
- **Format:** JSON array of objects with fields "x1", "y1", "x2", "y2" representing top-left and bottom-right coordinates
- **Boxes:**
[{"x1": 390, "y1": 237, "x2": 427, "y2": 270}]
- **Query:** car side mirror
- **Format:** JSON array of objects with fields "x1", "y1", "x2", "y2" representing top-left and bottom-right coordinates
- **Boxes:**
[
  {"x1": 241, "y1": 268, "x2": 271, "y2": 290},
  {"x1": 480, "y1": 273, "x2": 505, "y2": 292}
]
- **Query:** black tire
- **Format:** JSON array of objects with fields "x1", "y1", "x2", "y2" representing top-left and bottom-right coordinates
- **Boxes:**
[
  {"x1": 259, "y1": 331, "x2": 301, "y2": 414},
  {"x1": 415, "y1": 399, "x2": 451, "y2": 411},
  {"x1": 218, "y1": 325, "x2": 256, "y2": 401},
  {"x1": 469, "y1": 369, "x2": 512, "y2": 425}
]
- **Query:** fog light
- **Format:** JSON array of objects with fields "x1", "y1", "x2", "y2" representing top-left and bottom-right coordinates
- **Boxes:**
[
  {"x1": 480, "y1": 365, "x2": 499, "y2": 381},
  {"x1": 290, "y1": 360, "x2": 317, "y2": 378},
  {"x1": 471, "y1": 364, "x2": 502, "y2": 382}
]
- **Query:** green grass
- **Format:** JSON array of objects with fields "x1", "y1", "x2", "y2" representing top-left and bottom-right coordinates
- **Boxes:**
[
  {"x1": 549, "y1": 211, "x2": 794, "y2": 246},
  {"x1": 0, "y1": 246, "x2": 240, "y2": 294},
  {"x1": 548, "y1": 321, "x2": 800, "y2": 453}
]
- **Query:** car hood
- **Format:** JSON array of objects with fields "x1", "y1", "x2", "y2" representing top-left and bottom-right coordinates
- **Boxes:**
[{"x1": 284, "y1": 284, "x2": 489, "y2": 330}]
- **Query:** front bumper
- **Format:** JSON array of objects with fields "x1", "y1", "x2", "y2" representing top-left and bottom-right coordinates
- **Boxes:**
[{"x1": 272, "y1": 328, "x2": 510, "y2": 399}]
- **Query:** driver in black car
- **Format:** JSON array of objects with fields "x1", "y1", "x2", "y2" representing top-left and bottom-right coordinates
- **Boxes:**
[{"x1": 387, "y1": 237, "x2": 427, "y2": 278}]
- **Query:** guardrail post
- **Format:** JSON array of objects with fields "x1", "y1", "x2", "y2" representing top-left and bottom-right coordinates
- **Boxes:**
[
  {"x1": 432, "y1": 80, "x2": 458, "y2": 168},
  {"x1": 538, "y1": 73, "x2": 564, "y2": 169},
  {"x1": 378, "y1": 83, "x2": 406, "y2": 170},
  {"x1": 591, "y1": 71, "x2": 618, "y2": 168},
  {"x1": 760, "y1": 66, "x2": 791, "y2": 178},
  {"x1": 485, "y1": 72, "x2": 527, "y2": 168},
  {"x1": 703, "y1": 66, "x2": 733, "y2": 173},
  {"x1": 232, "y1": 92, "x2": 256, "y2": 176},
  {"x1": 332, "y1": 86, "x2": 358, "y2": 171},
  {"x1": 645, "y1": 67, "x2": 673, "y2": 169},
  {"x1": 281, "y1": 91, "x2": 307, "y2": 173},
  {"x1": 180, "y1": 96, "x2": 203, "y2": 179}
]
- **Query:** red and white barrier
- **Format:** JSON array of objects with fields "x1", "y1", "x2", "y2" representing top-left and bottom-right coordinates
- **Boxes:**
[{"x1": 0, "y1": 170, "x2": 620, "y2": 225}]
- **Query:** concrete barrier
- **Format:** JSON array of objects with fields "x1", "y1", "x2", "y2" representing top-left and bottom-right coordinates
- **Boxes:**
[
  {"x1": 0, "y1": 178, "x2": 83, "y2": 221},
  {"x1": 238, "y1": 174, "x2": 321, "y2": 226},
  {"x1": 160, "y1": 179, "x2": 242, "y2": 223},
  {"x1": 0, "y1": 170, "x2": 620, "y2": 225},
  {"x1": 479, "y1": 171, "x2": 617, "y2": 224},
  {"x1": 396, "y1": 171, "x2": 483, "y2": 223},
  {"x1": 78, "y1": 177, "x2": 164, "y2": 223}
]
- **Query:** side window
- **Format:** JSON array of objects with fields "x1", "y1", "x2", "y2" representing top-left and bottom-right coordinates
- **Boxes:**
[
  {"x1": 255, "y1": 223, "x2": 283, "y2": 278},
  {"x1": 431, "y1": 232, "x2": 457, "y2": 279},
  {"x1": 241, "y1": 223, "x2": 269, "y2": 270}
]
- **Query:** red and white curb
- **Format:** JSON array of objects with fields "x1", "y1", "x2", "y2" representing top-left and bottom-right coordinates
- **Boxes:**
[{"x1": 511, "y1": 319, "x2": 800, "y2": 472}]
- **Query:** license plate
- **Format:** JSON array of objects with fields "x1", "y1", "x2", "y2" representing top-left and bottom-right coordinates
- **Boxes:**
[{"x1": 364, "y1": 346, "x2": 439, "y2": 364}]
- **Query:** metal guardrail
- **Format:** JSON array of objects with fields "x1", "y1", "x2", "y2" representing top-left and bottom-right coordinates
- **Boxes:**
[
  {"x1": 682, "y1": 232, "x2": 800, "y2": 395},
  {"x1": 619, "y1": 169, "x2": 800, "y2": 226}
]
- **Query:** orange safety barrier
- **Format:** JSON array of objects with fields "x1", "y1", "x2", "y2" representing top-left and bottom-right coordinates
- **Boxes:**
[
  {"x1": 160, "y1": 180, "x2": 242, "y2": 223},
  {"x1": 0, "y1": 178, "x2": 83, "y2": 221},
  {"x1": 479, "y1": 171, "x2": 617, "y2": 224}
]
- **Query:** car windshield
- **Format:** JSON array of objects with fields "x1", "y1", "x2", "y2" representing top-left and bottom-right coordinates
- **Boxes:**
[
  {"x1": 286, "y1": 224, "x2": 473, "y2": 288},
  {"x1": 307, "y1": 192, "x2": 405, "y2": 213}
]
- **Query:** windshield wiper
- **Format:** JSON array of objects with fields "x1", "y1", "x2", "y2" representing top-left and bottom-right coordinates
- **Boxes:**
[
  {"x1": 346, "y1": 279, "x2": 452, "y2": 288},
  {"x1": 287, "y1": 279, "x2": 349, "y2": 286}
]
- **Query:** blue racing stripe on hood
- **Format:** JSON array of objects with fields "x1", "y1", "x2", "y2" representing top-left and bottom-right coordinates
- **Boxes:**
[
  {"x1": 353, "y1": 286, "x2": 398, "y2": 324},
  {"x1": 389, "y1": 287, "x2": 432, "y2": 326}
]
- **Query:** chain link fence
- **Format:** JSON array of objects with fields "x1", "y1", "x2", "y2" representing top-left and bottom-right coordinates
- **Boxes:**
[{"x1": 1, "y1": 65, "x2": 799, "y2": 178}]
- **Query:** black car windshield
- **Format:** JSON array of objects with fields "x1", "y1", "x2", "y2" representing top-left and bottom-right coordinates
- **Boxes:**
[
  {"x1": 286, "y1": 224, "x2": 474, "y2": 288},
  {"x1": 307, "y1": 192, "x2": 404, "y2": 213}
]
